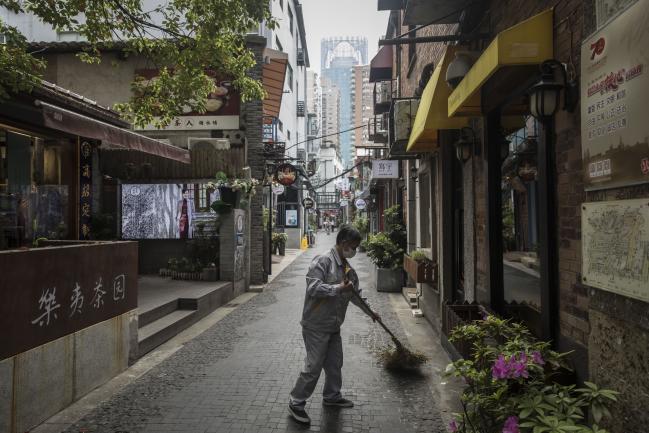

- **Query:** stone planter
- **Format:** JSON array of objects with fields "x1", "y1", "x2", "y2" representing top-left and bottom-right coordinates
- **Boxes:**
[
  {"x1": 375, "y1": 267, "x2": 403, "y2": 292},
  {"x1": 278, "y1": 242, "x2": 286, "y2": 256}
]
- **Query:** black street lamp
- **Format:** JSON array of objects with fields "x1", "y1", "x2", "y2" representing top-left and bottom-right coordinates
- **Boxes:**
[{"x1": 528, "y1": 59, "x2": 576, "y2": 119}]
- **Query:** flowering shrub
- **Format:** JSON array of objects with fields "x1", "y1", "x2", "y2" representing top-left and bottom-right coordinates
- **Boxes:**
[{"x1": 445, "y1": 315, "x2": 618, "y2": 433}]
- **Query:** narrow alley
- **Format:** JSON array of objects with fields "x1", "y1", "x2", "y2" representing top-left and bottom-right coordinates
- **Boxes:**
[{"x1": 48, "y1": 234, "x2": 451, "y2": 433}]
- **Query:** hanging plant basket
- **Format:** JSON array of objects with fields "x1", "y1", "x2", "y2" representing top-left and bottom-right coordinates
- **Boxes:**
[{"x1": 219, "y1": 187, "x2": 240, "y2": 207}]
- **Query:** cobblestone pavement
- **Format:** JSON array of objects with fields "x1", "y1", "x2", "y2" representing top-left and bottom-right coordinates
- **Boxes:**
[{"x1": 61, "y1": 233, "x2": 447, "y2": 433}]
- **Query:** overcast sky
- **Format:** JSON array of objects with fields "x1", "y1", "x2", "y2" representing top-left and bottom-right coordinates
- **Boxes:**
[{"x1": 300, "y1": 0, "x2": 390, "y2": 74}]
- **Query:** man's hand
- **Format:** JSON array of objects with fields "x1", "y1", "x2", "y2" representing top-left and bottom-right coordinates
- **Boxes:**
[
  {"x1": 337, "y1": 280, "x2": 354, "y2": 294},
  {"x1": 370, "y1": 311, "x2": 380, "y2": 322}
]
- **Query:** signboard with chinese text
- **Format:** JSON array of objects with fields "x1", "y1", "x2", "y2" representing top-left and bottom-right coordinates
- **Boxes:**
[
  {"x1": 355, "y1": 198, "x2": 367, "y2": 210},
  {"x1": 581, "y1": 0, "x2": 649, "y2": 190},
  {"x1": 371, "y1": 160, "x2": 399, "y2": 179},
  {"x1": 134, "y1": 69, "x2": 240, "y2": 131},
  {"x1": 0, "y1": 241, "x2": 138, "y2": 359},
  {"x1": 79, "y1": 141, "x2": 92, "y2": 239},
  {"x1": 582, "y1": 199, "x2": 649, "y2": 303}
]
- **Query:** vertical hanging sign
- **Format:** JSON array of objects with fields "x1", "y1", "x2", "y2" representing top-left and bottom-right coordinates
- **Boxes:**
[{"x1": 79, "y1": 141, "x2": 93, "y2": 240}]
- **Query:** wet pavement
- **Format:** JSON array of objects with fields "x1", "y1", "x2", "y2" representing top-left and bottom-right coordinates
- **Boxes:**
[{"x1": 59, "y1": 233, "x2": 448, "y2": 433}]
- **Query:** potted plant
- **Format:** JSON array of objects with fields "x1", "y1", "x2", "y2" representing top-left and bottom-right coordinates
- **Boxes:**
[
  {"x1": 272, "y1": 232, "x2": 288, "y2": 256},
  {"x1": 403, "y1": 250, "x2": 435, "y2": 283},
  {"x1": 364, "y1": 205, "x2": 406, "y2": 292},
  {"x1": 445, "y1": 315, "x2": 619, "y2": 433},
  {"x1": 209, "y1": 170, "x2": 260, "y2": 209},
  {"x1": 353, "y1": 216, "x2": 369, "y2": 251}
]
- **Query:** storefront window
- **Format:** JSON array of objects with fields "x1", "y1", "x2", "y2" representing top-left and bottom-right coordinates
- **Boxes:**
[
  {"x1": 501, "y1": 117, "x2": 541, "y2": 316},
  {"x1": 0, "y1": 128, "x2": 72, "y2": 250}
]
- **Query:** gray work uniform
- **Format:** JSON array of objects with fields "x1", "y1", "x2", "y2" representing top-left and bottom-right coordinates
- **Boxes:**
[{"x1": 289, "y1": 248, "x2": 373, "y2": 408}]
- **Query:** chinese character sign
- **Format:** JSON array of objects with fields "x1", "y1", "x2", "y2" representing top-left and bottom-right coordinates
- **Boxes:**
[
  {"x1": 371, "y1": 160, "x2": 399, "y2": 179},
  {"x1": 79, "y1": 141, "x2": 93, "y2": 239},
  {"x1": 581, "y1": 0, "x2": 649, "y2": 190}
]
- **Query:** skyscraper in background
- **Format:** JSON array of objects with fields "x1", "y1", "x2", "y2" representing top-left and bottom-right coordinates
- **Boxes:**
[{"x1": 320, "y1": 36, "x2": 368, "y2": 166}]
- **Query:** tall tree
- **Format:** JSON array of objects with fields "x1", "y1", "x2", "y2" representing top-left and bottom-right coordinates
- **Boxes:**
[{"x1": 0, "y1": 0, "x2": 274, "y2": 127}]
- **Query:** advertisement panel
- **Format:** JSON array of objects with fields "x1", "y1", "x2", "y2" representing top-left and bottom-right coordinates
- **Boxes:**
[
  {"x1": 581, "y1": 0, "x2": 649, "y2": 190},
  {"x1": 121, "y1": 183, "x2": 216, "y2": 239}
]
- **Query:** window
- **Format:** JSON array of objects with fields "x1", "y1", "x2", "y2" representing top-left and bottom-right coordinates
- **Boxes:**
[
  {"x1": 287, "y1": 130, "x2": 291, "y2": 140},
  {"x1": 275, "y1": 36, "x2": 283, "y2": 52},
  {"x1": 419, "y1": 172, "x2": 431, "y2": 248},
  {"x1": 279, "y1": 0, "x2": 283, "y2": 10},
  {"x1": 288, "y1": 6, "x2": 294, "y2": 35},
  {"x1": 287, "y1": 63, "x2": 293, "y2": 91},
  {"x1": 278, "y1": 120, "x2": 284, "y2": 132}
]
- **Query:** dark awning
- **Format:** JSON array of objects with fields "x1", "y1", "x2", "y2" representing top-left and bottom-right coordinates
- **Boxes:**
[
  {"x1": 37, "y1": 100, "x2": 190, "y2": 164},
  {"x1": 369, "y1": 45, "x2": 393, "y2": 83}
]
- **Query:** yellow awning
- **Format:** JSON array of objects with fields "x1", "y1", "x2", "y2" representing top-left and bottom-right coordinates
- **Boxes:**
[
  {"x1": 406, "y1": 46, "x2": 468, "y2": 153},
  {"x1": 448, "y1": 9, "x2": 554, "y2": 117}
]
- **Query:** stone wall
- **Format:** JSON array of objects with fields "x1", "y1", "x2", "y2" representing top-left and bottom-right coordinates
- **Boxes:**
[
  {"x1": 244, "y1": 36, "x2": 267, "y2": 285},
  {"x1": 0, "y1": 310, "x2": 137, "y2": 433}
]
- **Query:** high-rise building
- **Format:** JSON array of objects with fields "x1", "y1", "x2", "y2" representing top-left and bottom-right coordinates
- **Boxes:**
[
  {"x1": 320, "y1": 37, "x2": 368, "y2": 166},
  {"x1": 351, "y1": 65, "x2": 374, "y2": 157},
  {"x1": 306, "y1": 70, "x2": 321, "y2": 161},
  {"x1": 318, "y1": 78, "x2": 342, "y2": 195}
]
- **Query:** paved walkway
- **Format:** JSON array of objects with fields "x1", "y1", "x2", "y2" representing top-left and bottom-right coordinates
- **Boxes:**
[{"x1": 56, "y1": 234, "x2": 449, "y2": 433}]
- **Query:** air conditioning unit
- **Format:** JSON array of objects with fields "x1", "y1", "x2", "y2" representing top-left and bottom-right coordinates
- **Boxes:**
[
  {"x1": 393, "y1": 99, "x2": 420, "y2": 142},
  {"x1": 187, "y1": 137, "x2": 231, "y2": 151}
]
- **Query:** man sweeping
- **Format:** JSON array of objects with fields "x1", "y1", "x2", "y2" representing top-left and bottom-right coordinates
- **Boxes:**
[{"x1": 288, "y1": 225, "x2": 379, "y2": 425}]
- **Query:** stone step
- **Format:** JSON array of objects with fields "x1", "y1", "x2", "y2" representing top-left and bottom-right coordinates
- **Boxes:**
[
  {"x1": 139, "y1": 299, "x2": 178, "y2": 328},
  {"x1": 138, "y1": 309, "x2": 197, "y2": 356}
]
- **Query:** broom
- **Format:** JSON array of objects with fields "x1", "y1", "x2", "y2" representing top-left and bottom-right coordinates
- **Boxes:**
[{"x1": 345, "y1": 265, "x2": 428, "y2": 371}]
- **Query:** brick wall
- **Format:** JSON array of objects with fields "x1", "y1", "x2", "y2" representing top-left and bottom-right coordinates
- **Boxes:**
[{"x1": 244, "y1": 36, "x2": 267, "y2": 286}]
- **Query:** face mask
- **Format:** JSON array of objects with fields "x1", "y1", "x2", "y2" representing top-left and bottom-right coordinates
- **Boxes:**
[{"x1": 342, "y1": 247, "x2": 357, "y2": 259}]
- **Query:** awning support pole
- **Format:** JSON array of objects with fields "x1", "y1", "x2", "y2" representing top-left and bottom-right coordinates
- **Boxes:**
[{"x1": 379, "y1": 33, "x2": 487, "y2": 46}]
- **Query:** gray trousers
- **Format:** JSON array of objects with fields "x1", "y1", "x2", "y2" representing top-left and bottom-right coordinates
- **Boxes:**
[{"x1": 289, "y1": 327, "x2": 343, "y2": 408}]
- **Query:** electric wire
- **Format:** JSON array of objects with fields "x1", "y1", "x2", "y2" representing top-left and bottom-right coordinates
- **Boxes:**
[{"x1": 282, "y1": 124, "x2": 367, "y2": 153}]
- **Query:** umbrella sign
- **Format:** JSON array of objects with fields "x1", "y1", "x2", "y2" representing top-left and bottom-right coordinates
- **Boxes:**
[
  {"x1": 340, "y1": 199, "x2": 348, "y2": 207},
  {"x1": 302, "y1": 197, "x2": 315, "y2": 209},
  {"x1": 354, "y1": 198, "x2": 367, "y2": 210}
]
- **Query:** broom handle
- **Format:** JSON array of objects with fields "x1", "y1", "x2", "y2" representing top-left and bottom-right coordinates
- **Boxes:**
[{"x1": 349, "y1": 288, "x2": 402, "y2": 345}]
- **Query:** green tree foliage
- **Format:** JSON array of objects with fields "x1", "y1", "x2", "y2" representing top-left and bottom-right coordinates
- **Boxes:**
[{"x1": 0, "y1": 0, "x2": 274, "y2": 127}]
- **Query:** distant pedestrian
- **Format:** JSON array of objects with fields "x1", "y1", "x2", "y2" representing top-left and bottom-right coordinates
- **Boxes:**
[{"x1": 288, "y1": 225, "x2": 379, "y2": 425}]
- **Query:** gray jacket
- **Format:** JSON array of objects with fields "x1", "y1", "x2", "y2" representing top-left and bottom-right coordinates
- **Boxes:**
[{"x1": 300, "y1": 248, "x2": 373, "y2": 333}]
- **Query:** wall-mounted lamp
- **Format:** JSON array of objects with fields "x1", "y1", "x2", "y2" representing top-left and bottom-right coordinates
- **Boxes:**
[
  {"x1": 528, "y1": 59, "x2": 577, "y2": 119},
  {"x1": 454, "y1": 127, "x2": 477, "y2": 162}
]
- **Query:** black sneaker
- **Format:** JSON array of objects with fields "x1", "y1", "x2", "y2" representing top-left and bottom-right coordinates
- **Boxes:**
[
  {"x1": 288, "y1": 405, "x2": 311, "y2": 424},
  {"x1": 323, "y1": 397, "x2": 354, "y2": 408}
]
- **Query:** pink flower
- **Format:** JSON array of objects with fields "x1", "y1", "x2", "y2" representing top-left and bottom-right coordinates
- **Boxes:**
[
  {"x1": 509, "y1": 360, "x2": 529, "y2": 379},
  {"x1": 449, "y1": 420, "x2": 459, "y2": 432},
  {"x1": 502, "y1": 416, "x2": 520, "y2": 433},
  {"x1": 492, "y1": 355, "x2": 509, "y2": 380},
  {"x1": 532, "y1": 351, "x2": 545, "y2": 365}
]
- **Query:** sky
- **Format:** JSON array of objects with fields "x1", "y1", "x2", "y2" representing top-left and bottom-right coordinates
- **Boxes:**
[{"x1": 300, "y1": 0, "x2": 390, "y2": 74}]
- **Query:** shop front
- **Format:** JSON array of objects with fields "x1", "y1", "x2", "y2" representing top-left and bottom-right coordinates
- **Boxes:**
[{"x1": 0, "y1": 83, "x2": 190, "y2": 433}]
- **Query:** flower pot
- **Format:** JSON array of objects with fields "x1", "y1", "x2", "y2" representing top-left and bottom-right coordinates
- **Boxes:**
[
  {"x1": 278, "y1": 242, "x2": 286, "y2": 256},
  {"x1": 403, "y1": 255, "x2": 435, "y2": 283},
  {"x1": 272, "y1": 243, "x2": 279, "y2": 255},
  {"x1": 219, "y1": 187, "x2": 240, "y2": 207},
  {"x1": 375, "y1": 267, "x2": 403, "y2": 292}
]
